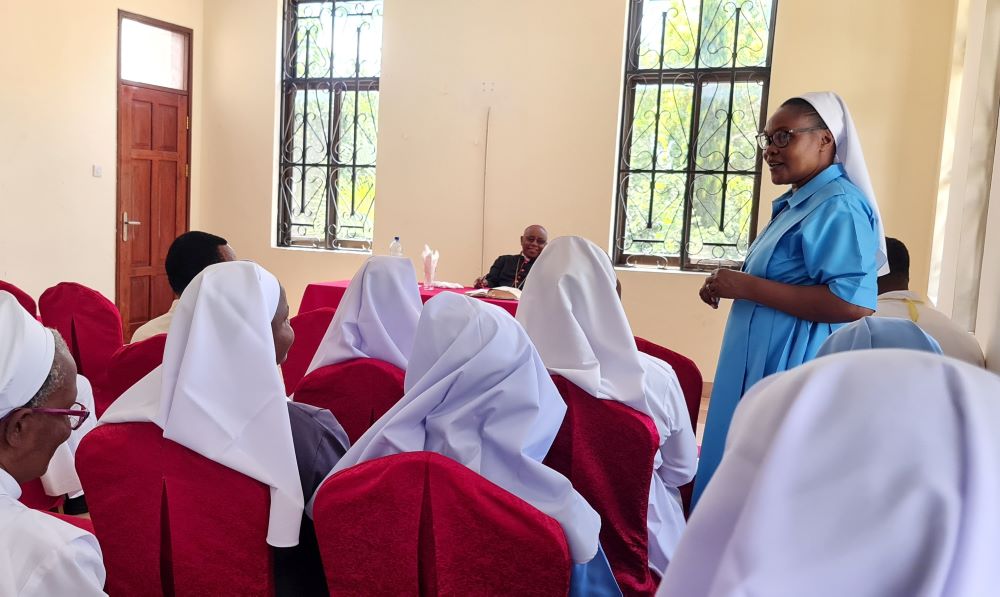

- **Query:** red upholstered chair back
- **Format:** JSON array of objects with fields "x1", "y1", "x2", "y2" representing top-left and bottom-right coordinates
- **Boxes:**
[
  {"x1": 77, "y1": 422, "x2": 275, "y2": 597},
  {"x1": 160, "y1": 436, "x2": 274, "y2": 596},
  {"x1": 544, "y1": 375, "x2": 660, "y2": 597},
  {"x1": 77, "y1": 422, "x2": 168, "y2": 597},
  {"x1": 44, "y1": 511, "x2": 97, "y2": 534},
  {"x1": 281, "y1": 307, "x2": 336, "y2": 395},
  {"x1": 18, "y1": 478, "x2": 63, "y2": 511},
  {"x1": 634, "y1": 336, "x2": 702, "y2": 515},
  {"x1": 0, "y1": 280, "x2": 37, "y2": 317},
  {"x1": 39, "y1": 282, "x2": 124, "y2": 379},
  {"x1": 293, "y1": 358, "x2": 404, "y2": 444},
  {"x1": 313, "y1": 452, "x2": 571, "y2": 596},
  {"x1": 96, "y1": 334, "x2": 167, "y2": 417}
]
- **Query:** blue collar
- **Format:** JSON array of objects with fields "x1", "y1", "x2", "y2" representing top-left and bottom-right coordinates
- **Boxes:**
[{"x1": 771, "y1": 163, "x2": 846, "y2": 217}]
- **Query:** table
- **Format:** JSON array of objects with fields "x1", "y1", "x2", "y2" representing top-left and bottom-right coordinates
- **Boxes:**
[{"x1": 299, "y1": 280, "x2": 520, "y2": 316}]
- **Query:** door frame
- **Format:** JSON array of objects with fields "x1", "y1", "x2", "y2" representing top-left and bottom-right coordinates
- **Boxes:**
[{"x1": 115, "y1": 10, "x2": 193, "y2": 321}]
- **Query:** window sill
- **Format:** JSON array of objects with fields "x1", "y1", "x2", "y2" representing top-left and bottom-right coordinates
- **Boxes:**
[
  {"x1": 614, "y1": 265, "x2": 710, "y2": 277},
  {"x1": 273, "y1": 244, "x2": 373, "y2": 256}
]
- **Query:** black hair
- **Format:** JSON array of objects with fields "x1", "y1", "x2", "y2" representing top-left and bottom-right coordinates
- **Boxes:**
[
  {"x1": 165, "y1": 231, "x2": 230, "y2": 295},
  {"x1": 883, "y1": 237, "x2": 910, "y2": 280},
  {"x1": 780, "y1": 98, "x2": 830, "y2": 130}
]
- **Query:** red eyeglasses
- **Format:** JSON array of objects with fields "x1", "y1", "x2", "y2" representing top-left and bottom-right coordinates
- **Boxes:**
[{"x1": 20, "y1": 401, "x2": 91, "y2": 430}]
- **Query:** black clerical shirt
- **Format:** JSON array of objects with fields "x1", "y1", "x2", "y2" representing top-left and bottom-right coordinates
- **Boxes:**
[{"x1": 484, "y1": 254, "x2": 534, "y2": 289}]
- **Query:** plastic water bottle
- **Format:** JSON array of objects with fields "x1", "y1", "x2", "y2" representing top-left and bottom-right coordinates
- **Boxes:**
[{"x1": 389, "y1": 236, "x2": 403, "y2": 257}]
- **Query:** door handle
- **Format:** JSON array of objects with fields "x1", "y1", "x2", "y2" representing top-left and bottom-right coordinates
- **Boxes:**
[{"x1": 122, "y1": 211, "x2": 142, "y2": 242}]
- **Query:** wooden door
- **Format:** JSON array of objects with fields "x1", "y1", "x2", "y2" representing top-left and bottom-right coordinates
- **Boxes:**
[
  {"x1": 117, "y1": 84, "x2": 189, "y2": 341},
  {"x1": 116, "y1": 11, "x2": 192, "y2": 342}
]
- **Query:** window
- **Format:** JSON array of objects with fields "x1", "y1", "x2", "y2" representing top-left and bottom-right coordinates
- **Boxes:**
[
  {"x1": 613, "y1": 0, "x2": 778, "y2": 270},
  {"x1": 278, "y1": 0, "x2": 383, "y2": 250}
]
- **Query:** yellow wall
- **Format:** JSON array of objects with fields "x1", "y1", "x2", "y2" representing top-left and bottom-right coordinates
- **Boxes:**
[
  {"x1": 198, "y1": 0, "x2": 959, "y2": 377},
  {"x1": 1, "y1": 0, "x2": 959, "y2": 378},
  {"x1": 0, "y1": 0, "x2": 204, "y2": 300}
]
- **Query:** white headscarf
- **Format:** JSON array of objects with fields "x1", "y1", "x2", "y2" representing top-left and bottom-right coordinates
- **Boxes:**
[
  {"x1": 40, "y1": 375, "x2": 97, "y2": 497},
  {"x1": 305, "y1": 256, "x2": 421, "y2": 374},
  {"x1": 315, "y1": 292, "x2": 602, "y2": 564},
  {"x1": 660, "y1": 350, "x2": 1000, "y2": 596},
  {"x1": 0, "y1": 292, "x2": 54, "y2": 419},
  {"x1": 516, "y1": 236, "x2": 657, "y2": 426},
  {"x1": 796, "y1": 91, "x2": 888, "y2": 274},
  {"x1": 100, "y1": 262, "x2": 303, "y2": 547}
]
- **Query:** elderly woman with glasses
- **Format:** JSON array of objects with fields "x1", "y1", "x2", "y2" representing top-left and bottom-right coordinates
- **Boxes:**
[
  {"x1": 0, "y1": 292, "x2": 106, "y2": 595},
  {"x1": 693, "y1": 93, "x2": 885, "y2": 507}
]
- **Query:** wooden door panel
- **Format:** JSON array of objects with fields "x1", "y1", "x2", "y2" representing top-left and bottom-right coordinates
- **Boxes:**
[
  {"x1": 131, "y1": 100, "x2": 153, "y2": 150},
  {"x1": 129, "y1": 158, "x2": 153, "y2": 268},
  {"x1": 153, "y1": 104, "x2": 178, "y2": 152},
  {"x1": 118, "y1": 83, "x2": 188, "y2": 341}
]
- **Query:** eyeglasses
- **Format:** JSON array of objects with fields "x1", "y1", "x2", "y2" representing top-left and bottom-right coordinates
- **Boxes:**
[
  {"x1": 756, "y1": 127, "x2": 828, "y2": 150},
  {"x1": 20, "y1": 401, "x2": 91, "y2": 430}
]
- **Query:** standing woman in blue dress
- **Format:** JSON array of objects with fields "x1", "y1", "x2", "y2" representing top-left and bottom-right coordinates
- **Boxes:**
[{"x1": 692, "y1": 92, "x2": 888, "y2": 506}]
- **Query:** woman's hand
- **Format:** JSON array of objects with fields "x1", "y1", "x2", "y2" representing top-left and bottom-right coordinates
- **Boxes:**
[
  {"x1": 473, "y1": 277, "x2": 489, "y2": 289},
  {"x1": 701, "y1": 268, "x2": 753, "y2": 308}
]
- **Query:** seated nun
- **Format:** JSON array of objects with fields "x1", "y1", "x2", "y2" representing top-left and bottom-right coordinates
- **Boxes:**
[
  {"x1": 816, "y1": 316, "x2": 943, "y2": 357},
  {"x1": 516, "y1": 236, "x2": 697, "y2": 575},
  {"x1": 0, "y1": 292, "x2": 106, "y2": 595},
  {"x1": 310, "y1": 292, "x2": 621, "y2": 596},
  {"x1": 101, "y1": 261, "x2": 349, "y2": 596},
  {"x1": 658, "y1": 350, "x2": 1000, "y2": 596},
  {"x1": 37, "y1": 374, "x2": 97, "y2": 515},
  {"x1": 303, "y1": 256, "x2": 422, "y2": 376},
  {"x1": 474, "y1": 224, "x2": 548, "y2": 289}
]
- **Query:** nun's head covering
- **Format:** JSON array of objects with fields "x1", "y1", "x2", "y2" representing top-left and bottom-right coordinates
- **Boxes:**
[
  {"x1": 659, "y1": 350, "x2": 1000, "y2": 596},
  {"x1": 516, "y1": 236, "x2": 648, "y2": 413},
  {"x1": 101, "y1": 261, "x2": 303, "y2": 547},
  {"x1": 794, "y1": 91, "x2": 888, "y2": 274},
  {"x1": 0, "y1": 291, "x2": 55, "y2": 419},
  {"x1": 817, "y1": 316, "x2": 943, "y2": 357},
  {"x1": 306, "y1": 256, "x2": 421, "y2": 374},
  {"x1": 319, "y1": 292, "x2": 602, "y2": 564}
]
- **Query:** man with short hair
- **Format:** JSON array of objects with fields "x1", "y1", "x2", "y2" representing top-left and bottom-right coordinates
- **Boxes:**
[
  {"x1": 130, "y1": 231, "x2": 237, "y2": 343},
  {"x1": 0, "y1": 292, "x2": 106, "y2": 595},
  {"x1": 875, "y1": 237, "x2": 985, "y2": 366},
  {"x1": 474, "y1": 225, "x2": 548, "y2": 289}
]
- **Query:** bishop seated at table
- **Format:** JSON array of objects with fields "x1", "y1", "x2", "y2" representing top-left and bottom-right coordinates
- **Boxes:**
[{"x1": 474, "y1": 225, "x2": 548, "y2": 290}]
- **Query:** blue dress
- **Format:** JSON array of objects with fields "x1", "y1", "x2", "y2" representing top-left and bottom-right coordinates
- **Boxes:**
[
  {"x1": 570, "y1": 545, "x2": 621, "y2": 596},
  {"x1": 691, "y1": 164, "x2": 879, "y2": 507}
]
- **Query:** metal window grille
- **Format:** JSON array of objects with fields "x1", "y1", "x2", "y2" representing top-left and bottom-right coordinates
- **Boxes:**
[
  {"x1": 278, "y1": 0, "x2": 383, "y2": 251},
  {"x1": 613, "y1": 0, "x2": 778, "y2": 270}
]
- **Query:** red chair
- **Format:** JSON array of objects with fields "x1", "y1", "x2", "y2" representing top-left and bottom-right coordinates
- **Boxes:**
[
  {"x1": 313, "y1": 452, "x2": 571, "y2": 595},
  {"x1": 0, "y1": 280, "x2": 37, "y2": 317},
  {"x1": 95, "y1": 334, "x2": 167, "y2": 417},
  {"x1": 78, "y1": 422, "x2": 274, "y2": 596},
  {"x1": 77, "y1": 423, "x2": 168, "y2": 596},
  {"x1": 39, "y1": 282, "x2": 124, "y2": 380},
  {"x1": 294, "y1": 358, "x2": 405, "y2": 444},
  {"x1": 544, "y1": 376, "x2": 660, "y2": 597},
  {"x1": 18, "y1": 478, "x2": 63, "y2": 512},
  {"x1": 634, "y1": 336, "x2": 702, "y2": 514},
  {"x1": 44, "y1": 511, "x2": 97, "y2": 535},
  {"x1": 281, "y1": 307, "x2": 336, "y2": 395}
]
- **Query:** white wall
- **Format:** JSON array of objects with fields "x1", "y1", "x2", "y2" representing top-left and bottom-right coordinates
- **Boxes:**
[{"x1": 0, "y1": 0, "x2": 204, "y2": 300}]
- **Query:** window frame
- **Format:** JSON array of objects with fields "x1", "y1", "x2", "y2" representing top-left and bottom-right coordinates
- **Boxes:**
[
  {"x1": 613, "y1": 0, "x2": 779, "y2": 271},
  {"x1": 277, "y1": 0, "x2": 382, "y2": 252}
]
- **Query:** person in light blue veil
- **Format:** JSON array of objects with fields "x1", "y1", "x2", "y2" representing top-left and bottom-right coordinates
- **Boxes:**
[
  {"x1": 693, "y1": 92, "x2": 885, "y2": 507},
  {"x1": 816, "y1": 316, "x2": 943, "y2": 357}
]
